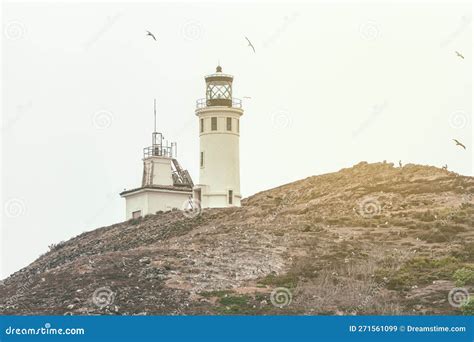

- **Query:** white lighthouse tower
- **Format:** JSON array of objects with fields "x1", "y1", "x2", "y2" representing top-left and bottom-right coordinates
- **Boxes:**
[{"x1": 193, "y1": 66, "x2": 244, "y2": 208}]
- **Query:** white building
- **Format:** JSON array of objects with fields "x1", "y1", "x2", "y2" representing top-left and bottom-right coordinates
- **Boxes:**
[
  {"x1": 193, "y1": 66, "x2": 244, "y2": 208},
  {"x1": 120, "y1": 103, "x2": 193, "y2": 219}
]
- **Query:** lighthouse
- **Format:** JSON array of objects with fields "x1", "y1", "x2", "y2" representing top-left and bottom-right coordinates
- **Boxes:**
[
  {"x1": 120, "y1": 100, "x2": 194, "y2": 219},
  {"x1": 193, "y1": 66, "x2": 244, "y2": 208}
]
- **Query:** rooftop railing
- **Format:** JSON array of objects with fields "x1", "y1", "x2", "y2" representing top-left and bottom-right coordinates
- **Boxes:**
[
  {"x1": 196, "y1": 98, "x2": 242, "y2": 109},
  {"x1": 143, "y1": 144, "x2": 175, "y2": 159}
]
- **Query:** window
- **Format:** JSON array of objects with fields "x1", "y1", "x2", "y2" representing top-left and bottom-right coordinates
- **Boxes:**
[
  {"x1": 226, "y1": 117, "x2": 232, "y2": 131},
  {"x1": 132, "y1": 210, "x2": 141, "y2": 219},
  {"x1": 207, "y1": 83, "x2": 232, "y2": 100},
  {"x1": 228, "y1": 190, "x2": 233, "y2": 205},
  {"x1": 200, "y1": 151, "x2": 204, "y2": 167},
  {"x1": 211, "y1": 117, "x2": 217, "y2": 131},
  {"x1": 200, "y1": 118, "x2": 204, "y2": 133},
  {"x1": 237, "y1": 119, "x2": 239, "y2": 133}
]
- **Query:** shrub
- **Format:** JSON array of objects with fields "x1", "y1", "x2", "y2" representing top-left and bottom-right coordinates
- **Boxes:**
[
  {"x1": 451, "y1": 242, "x2": 474, "y2": 262},
  {"x1": 453, "y1": 267, "x2": 474, "y2": 286},
  {"x1": 419, "y1": 210, "x2": 436, "y2": 222},
  {"x1": 128, "y1": 217, "x2": 142, "y2": 225},
  {"x1": 48, "y1": 241, "x2": 66, "y2": 252},
  {"x1": 461, "y1": 297, "x2": 474, "y2": 315}
]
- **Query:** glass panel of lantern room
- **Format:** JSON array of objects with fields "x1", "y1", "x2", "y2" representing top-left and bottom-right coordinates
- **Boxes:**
[{"x1": 207, "y1": 82, "x2": 232, "y2": 100}]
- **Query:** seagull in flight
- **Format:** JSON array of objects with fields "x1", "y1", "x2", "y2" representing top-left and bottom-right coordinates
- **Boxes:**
[
  {"x1": 146, "y1": 30, "x2": 157, "y2": 41},
  {"x1": 455, "y1": 51, "x2": 464, "y2": 59},
  {"x1": 453, "y1": 139, "x2": 466, "y2": 150},
  {"x1": 245, "y1": 37, "x2": 256, "y2": 53}
]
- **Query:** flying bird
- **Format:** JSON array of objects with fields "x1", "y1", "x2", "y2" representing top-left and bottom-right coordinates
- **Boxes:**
[
  {"x1": 453, "y1": 139, "x2": 466, "y2": 150},
  {"x1": 245, "y1": 37, "x2": 256, "y2": 53},
  {"x1": 455, "y1": 51, "x2": 464, "y2": 59},
  {"x1": 146, "y1": 30, "x2": 157, "y2": 41}
]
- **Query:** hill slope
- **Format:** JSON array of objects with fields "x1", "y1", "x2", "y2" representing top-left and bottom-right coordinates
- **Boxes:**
[{"x1": 1, "y1": 162, "x2": 473, "y2": 315}]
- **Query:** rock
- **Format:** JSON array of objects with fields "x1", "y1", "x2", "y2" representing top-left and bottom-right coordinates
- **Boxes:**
[
  {"x1": 139, "y1": 267, "x2": 166, "y2": 280},
  {"x1": 139, "y1": 257, "x2": 151, "y2": 265}
]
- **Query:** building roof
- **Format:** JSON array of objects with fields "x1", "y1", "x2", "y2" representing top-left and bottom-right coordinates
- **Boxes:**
[{"x1": 120, "y1": 184, "x2": 192, "y2": 197}]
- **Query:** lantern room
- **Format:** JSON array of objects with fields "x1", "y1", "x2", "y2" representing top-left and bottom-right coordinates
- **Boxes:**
[{"x1": 204, "y1": 65, "x2": 234, "y2": 107}]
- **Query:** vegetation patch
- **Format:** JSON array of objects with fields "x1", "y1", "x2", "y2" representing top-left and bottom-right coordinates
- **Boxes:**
[
  {"x1": 461, "y1": 297, "x2": 474, "y2": 316},
  {"x1": 215, "y1": 294, "x2": 258, "y2": 314},
  {"x1": 452, "y1": 266, "x2": 474, "y2": 286},
  {"x1": 199, "y1": 290, "x2": 234, "y2": 298},
  {"x1": 415, "y1": 224, "x2": 466, "y2": 243},
  {"x1": 451, "y1": 242, "x2": 474, "y2": 262},
  {"x1": 258, "y1": 273, "x2": 299, "y2": 289},
  {"x1": 376, "y1": 257, "x2": 463, "y2": 290}
]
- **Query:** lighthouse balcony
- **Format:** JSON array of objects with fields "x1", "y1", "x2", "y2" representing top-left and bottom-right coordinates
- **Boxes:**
[{"x1": 196, "y1": 98, "x2": 242, "y2": 109}]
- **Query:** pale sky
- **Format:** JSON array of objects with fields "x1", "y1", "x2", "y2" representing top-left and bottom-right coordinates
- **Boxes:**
[{"x1": 1, "y1": 1, "x2": 472, "y2": 278}]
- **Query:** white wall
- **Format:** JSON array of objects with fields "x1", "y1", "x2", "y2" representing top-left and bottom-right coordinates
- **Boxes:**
[
  {"x1": 197, "y1": 107, "x2": 243, "y2": 208},
  {"x1": 124, "y1": 192, "x2": 149, "y2": 219},
  {"x1": 147, "y1": 190, "x2": 191, "y2": 213},
  {"x1": 124, "y1": 189, "x2": 192, "y2": 219},
  {"x1": 143, "y1": 156, "x2": 174, "y2": 186}
]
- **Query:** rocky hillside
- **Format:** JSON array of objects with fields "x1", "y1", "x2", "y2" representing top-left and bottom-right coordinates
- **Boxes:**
[{"x1": 1, "y1": 162, "x2": 473, "y2": 315}]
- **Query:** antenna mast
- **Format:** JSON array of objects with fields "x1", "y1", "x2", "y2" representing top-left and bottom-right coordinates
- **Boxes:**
[{"x1": 154, "y1": 98, "x2": 157, "y2": 133}]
